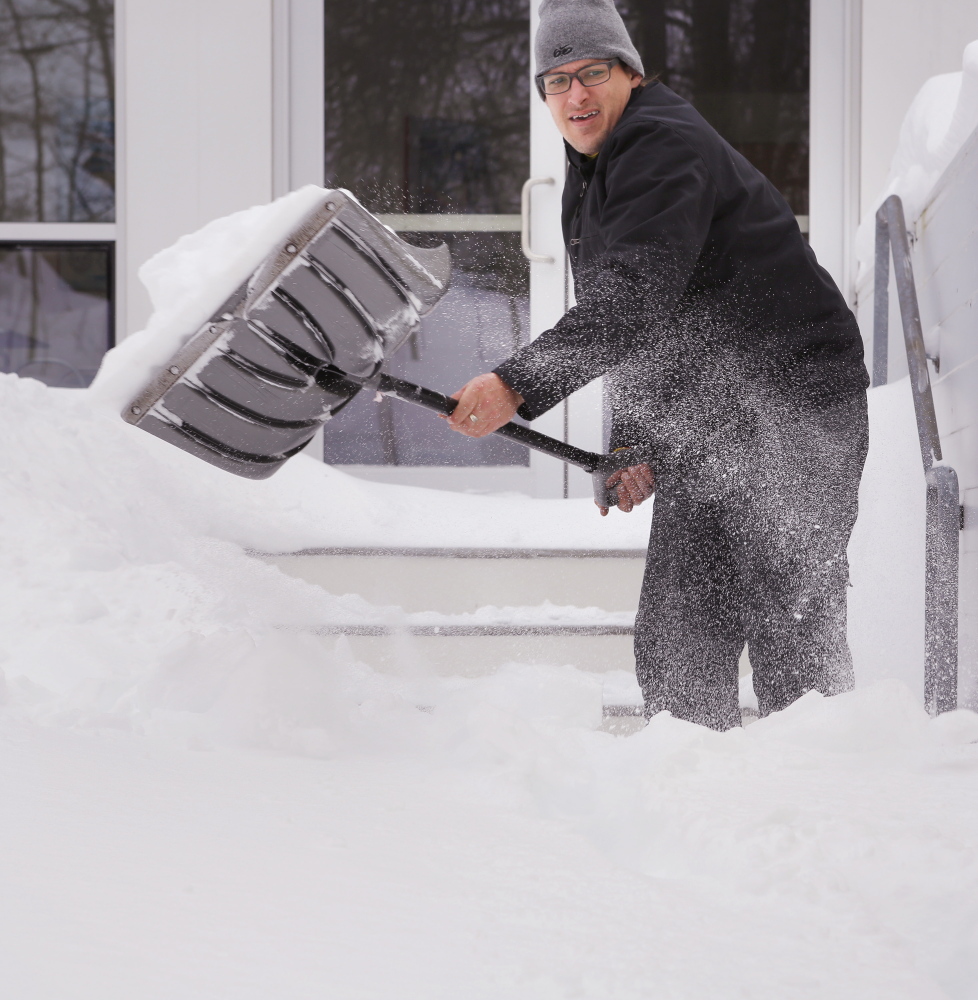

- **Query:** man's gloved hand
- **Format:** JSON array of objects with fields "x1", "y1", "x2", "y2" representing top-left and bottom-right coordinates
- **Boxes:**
[
  {"x1": 599, "y1": 463, "x2": 654, "y2": 516},
  {"x1": 444, "y1": 373, "x2": 524, "y2": 438}
]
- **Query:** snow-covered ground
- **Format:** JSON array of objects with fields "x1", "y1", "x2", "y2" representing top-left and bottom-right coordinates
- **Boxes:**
[
  {"x1": 4, "y1": 43, "x2": 978, "y2": 993},
  {"x1": 3, "y1": 681, "x2": 978, "y2": 1000},
  {"x1": 2, "y1": 371, "x2": 978, "y2": 998}
]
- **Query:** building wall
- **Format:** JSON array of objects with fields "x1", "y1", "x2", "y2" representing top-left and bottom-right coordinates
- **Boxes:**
[
  {"x1": 860, "y1": 0, "x2": 978, "y2": 218},
  {"x1": 120, "y1": 0, "x2": 274, "y2": 337},
  {"x1": 114, "y1": 1, "x2": 978, "y2": 347},
  {"x1": 810, "y1": 0, "x2": 861, "y2": 301},
  {"x1": 804, "y1": 0, "x2": 978, "y2": 306}
]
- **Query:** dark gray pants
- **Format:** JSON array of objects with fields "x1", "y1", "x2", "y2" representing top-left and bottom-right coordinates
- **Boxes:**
[{"x1": 634, "y1": 394, "x2": 869, "y2": 730}]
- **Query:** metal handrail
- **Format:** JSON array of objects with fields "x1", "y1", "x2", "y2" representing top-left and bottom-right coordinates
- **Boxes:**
[{"x1": 874, "y1": 193, "x2": 959, "y2": 714}]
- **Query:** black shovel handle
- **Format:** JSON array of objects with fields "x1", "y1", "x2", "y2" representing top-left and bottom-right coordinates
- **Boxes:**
[
  {"x1": 375, "y1": 373, "x2": 655, "y2": 509},
  {"x1": 377, "y1": 373, "x2": 602, "y2": 471}
]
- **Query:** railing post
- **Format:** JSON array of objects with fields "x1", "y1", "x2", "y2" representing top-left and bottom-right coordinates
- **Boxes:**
[
  {"x1": 925, "y1": 465, "x2": 960, "y2": 714},
  {"x1": 877, "y1": 194, "x2": 959, "y2": 714}
]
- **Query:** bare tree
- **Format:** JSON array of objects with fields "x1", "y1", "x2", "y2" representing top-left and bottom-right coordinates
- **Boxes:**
[
  {"x1": 323, "y1": 0, "x2": 530, "y2": 215},
  {"x1": 0, "y1": 0, "x2": 114, "y2": 222},
  {"x1": 3, "y1": 0, "x2": 49, "y2": 219}
]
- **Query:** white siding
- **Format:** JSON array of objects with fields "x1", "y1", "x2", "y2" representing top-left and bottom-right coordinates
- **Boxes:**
[
  {"x1": 860, "y1": 0, "x2": 978, "y2": 220},
  {"x1": 810, "y1": 0, "x2": 862, "y2": 300},
  {"x1": 120, "y1": 0, "x2": 274, "y2": 337}
]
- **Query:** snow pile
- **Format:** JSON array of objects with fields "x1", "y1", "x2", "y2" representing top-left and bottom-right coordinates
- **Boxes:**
[
  {"x1": 3, "y1": 668, "x2": 978, "y2": 996},
  {"x1": 0, "y1": 365, "x2": 941, "y2": 743},
  {"x1": 91, "y1": 185, "x2": 328, "y2": 410},
  {"x1": 0, "y1": 373, "x2": 379, "y2": 747},
  {"x1": 2, "y1": 369, "x2": 978, "y2": 994},
  {"x1": 855, "y1": 38, "x2": 978, "y2": 283},
  {"x1": 847, "y1": 378, "x2": 926, "y2": 697},
  {"x1": 0, "y1": 372, "x2": 651, "y2": 746}
]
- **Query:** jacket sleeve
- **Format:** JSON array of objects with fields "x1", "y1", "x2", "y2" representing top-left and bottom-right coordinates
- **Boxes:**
[{"x1": 494, "y1": 122, "x2": 716, "y2": 419}]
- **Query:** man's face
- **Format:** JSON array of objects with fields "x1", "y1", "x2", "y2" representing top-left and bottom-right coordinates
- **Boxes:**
[{"x1": 544, "y1": 59, "x2": 643, "y2": 155}]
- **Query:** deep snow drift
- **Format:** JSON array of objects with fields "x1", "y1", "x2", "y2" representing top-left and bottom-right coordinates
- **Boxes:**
[
  {"x1": 3, "y1": 144, "x2": 977, "y2": 997},
  {"x1": 0, "y1": 369, "x2": 942, "y2": 736},
  {"x1": 5, "y1": 681, "x2": 978, "y2": 1000},
  {"x1": 0, "y1": 371, "x2": 650, "y2": 740},
  {"x1": 91, "y1": 185, "x2": 329, "y2": 412},
  {"x1": 2, "y1": 371, "x2": 978, "y2": 998}
]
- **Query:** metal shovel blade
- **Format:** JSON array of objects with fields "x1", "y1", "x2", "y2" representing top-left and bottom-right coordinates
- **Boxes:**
[{"x1": 123, "y1": 190, "x2": 451, "y2": 479}]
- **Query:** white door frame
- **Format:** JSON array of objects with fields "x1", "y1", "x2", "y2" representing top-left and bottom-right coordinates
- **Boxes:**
[
  {"x1": 809, "y1": 0, "x2": 862, "y2": 305},
  {"x1": 272, "y1": 0, "x2": 325, "y2": 195},
  {"x1": 526, "y1": 1, "x2": 569, "y2": 499},
  {"x1": 280, "y1": 2, "x2": 602, "y2": 497},
  {"x1": 528, "y1": 3, "x2": 605, "y2": 500}
]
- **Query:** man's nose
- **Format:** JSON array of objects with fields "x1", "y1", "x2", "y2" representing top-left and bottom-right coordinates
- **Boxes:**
[{"x1": 567, "y1": 77, "x2": 591, "y2": 105}]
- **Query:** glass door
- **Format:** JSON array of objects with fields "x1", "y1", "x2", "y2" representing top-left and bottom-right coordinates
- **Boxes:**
[
  {"x1": 619, "y1": 0, "x2": 811, "y2": 228},
  {"x1": 320, "y1": 0, "x2": 555, "y2": 494},
  {"x1": 314, "y1": 0, "x2": 811, "y2": 497}
]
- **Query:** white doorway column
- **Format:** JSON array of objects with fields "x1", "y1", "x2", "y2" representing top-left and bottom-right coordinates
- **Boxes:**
[
  {"x1": 272, "y1": 0, "x2": 324, "y2": 195},
  {"x1": 119, "y1": 0, "x2": 275, "y2": 337},
  {"x1": 527, "y1": 4, "x2": 605, "y2": 500},
  {"x1": 809, "y1": 0, "x2": 862, "y2": 304}
]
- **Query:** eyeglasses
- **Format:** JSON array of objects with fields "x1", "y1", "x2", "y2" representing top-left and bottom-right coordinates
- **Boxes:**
[{"x1": 536, "y1": 59, "x2": 620, "y2": 97}]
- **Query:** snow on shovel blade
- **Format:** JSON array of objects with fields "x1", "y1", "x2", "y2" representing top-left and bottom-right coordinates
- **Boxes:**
[{"x1": 123, "y1": 190, "x2": 451, "y2": 479}]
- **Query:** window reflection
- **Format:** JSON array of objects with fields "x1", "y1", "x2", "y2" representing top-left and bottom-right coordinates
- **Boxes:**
[
  {"x1": 322, "y1": 231, "x2": 530, "y2": 467},
  {"x1": 0, "y1": 0, "x2": 115, "y2": 222},
  {"x1": 0, "y1": 244, "x2": 113, "y2": 387},
  {"x1": 621, "y1": 0, "x2": 810, "y2": 214},
  {"x1": 323, "y1": 0, "x2": 530, "y2": 214}
]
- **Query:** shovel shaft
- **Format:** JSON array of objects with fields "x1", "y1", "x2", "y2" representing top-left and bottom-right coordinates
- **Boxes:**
[{"x1": 376, "y1": 373, "x2": 602, "y2": 472}]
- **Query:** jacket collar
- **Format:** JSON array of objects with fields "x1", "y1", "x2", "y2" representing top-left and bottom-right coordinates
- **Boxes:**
[
  {"x1": 563, "y1": 81, "x2": 660, "y2": 176},
  {"x1": 565, "y1": 142, "x2": 598, "y2": 180}
]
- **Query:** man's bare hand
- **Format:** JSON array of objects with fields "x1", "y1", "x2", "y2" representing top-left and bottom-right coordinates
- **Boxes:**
[
  {"x1": 598, "y1": 463, "x2": 654, "y2": 516},
  {"x1": 445, "y1": 373, "x2": 524, "y2": 438}
]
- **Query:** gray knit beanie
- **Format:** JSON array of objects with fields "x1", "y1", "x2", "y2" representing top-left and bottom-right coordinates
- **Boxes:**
[{"x1": 535, "y1": 0, "x2": 645, "y2": 80}]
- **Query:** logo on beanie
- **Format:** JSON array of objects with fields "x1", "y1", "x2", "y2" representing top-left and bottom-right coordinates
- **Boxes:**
[{"x1": 553, "y1": 44, "x2": 573, "y2": 57}]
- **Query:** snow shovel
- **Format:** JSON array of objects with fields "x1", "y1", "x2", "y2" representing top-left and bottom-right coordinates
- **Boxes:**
[{"x1": 123, "y1": 190, "x2": 650, "y2": 508}]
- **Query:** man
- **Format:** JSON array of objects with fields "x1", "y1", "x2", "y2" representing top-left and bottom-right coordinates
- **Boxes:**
[{"x1": 446, "y1": 0, "x2": 869, "y2": 730}]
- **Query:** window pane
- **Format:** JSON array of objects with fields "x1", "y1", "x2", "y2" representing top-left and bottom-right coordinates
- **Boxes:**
[
  {"x1": 0, "y1": 243, "x2": 113, "y2": 386},
  {"x1": 323, "y1": 0, "x2": 530, "y2": 214},
  {"x1": 322, "y1": 231, "x2": 530, "y2": 467},
  {"x1": 620, "y1": 0, "x2": 810, "y2": 215},
  {"x1": 0, "y1": 0, "x2": 115, "y2": 222}
]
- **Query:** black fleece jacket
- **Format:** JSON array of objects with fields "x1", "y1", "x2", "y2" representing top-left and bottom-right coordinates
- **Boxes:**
[{"x1": 494, "y1": 82, "x2": 868, "y2": 456}]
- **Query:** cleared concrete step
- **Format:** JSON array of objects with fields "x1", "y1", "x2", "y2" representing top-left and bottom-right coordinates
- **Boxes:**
[
  {"x1": 312, "y1": 629, "x2": 638, "y2": 678},
  {"x1": 258, "y1": 546, "x2": 647, "y2": 615},
  {"x1": 306, "y1": 626, "x2": 646, "y2": 735},
  {"x1": 261, "y1": 546, "x2": 750, "y2": 730}
]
